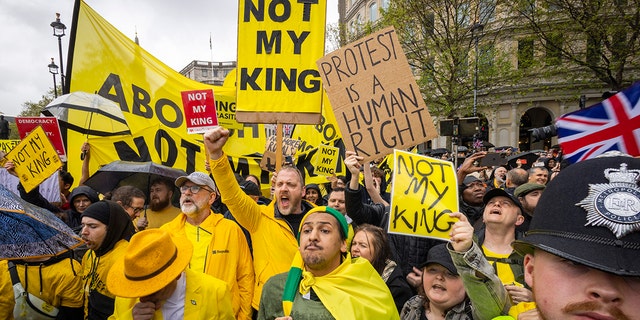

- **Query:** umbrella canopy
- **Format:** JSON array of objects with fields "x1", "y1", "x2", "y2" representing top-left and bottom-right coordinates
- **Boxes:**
[
  {"x1": 83, "y1": 161, "x2": 187, "y2": 197},
  {"x1": 42, "y1": 91, "x2": 130, "y2": 137},
  {"x1": 507, "y1": 151, "x2": 541, "y2": 170},
  {"x1": 0, "y1": 185, "x2": 82, "y2": 260},
  {"x1": 431, "y1": 148, "x2": 450, "y2": 156}
]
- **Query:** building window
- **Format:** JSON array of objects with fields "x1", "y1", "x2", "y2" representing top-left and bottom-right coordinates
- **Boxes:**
[
  {"x1": 479, "y1": 0, "x2": 496, "y2": 23},
  {"x1": 479, "y1": 44, "x2": 494, "y2": 70},
  {"x1": 545, "y1": 34, "x2": 563, "y2": 66},
  {"x1": 423, "y1": 13, "x2": 435, "y2": 36},
  {"x1": 202, "y1": 69, "x2": 208, "y2": 77},
  {"x1": 370, "y1": 2, "x2": 378, "y2": 21},
  {"x1": 457, "y1": 3, "x2": 470, "y2": 26},
  {"x1": 518, "y1": 38, "x2": 534, "y2": 69},
  {"x1": 381, "y1": 0, "x2": 389, "y2": 9},
  {"x1": 455, "y1": 50, "x2": 469, "y2": 78}
]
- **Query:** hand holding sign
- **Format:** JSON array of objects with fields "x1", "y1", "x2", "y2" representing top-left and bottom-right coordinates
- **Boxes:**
[
  {"x1": 448, "y1": 212, "x2": 473, "y2": 253},
  {"x1": 388, "y1": 150, "x2": 459, "y2": 240}
]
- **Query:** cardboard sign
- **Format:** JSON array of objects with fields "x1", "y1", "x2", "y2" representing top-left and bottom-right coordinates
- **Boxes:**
[
  {"x1": 313, "y1": 144, "x2": 339, "y2": 176},
  {"x1": 181, "y1": 89, "x2": 218, "y2": 134},
  {"x1": 261, "y1": 135, "x2": 301, "y2": 172},
  {"x1": 265, "y1": 135, "x2": 301, "y2": 156},
  {"x1": 5, "y1": 126, "x2": 62, "y2": 192},
  {"x1": 317, "y1": 27, "x2": 438, "y2": 163},
  {"x1": 388, "y1": 150, "x2": 459, "y2": 240},
  {"x1": 236, "y1": 0, "x2": 326, "y2": 123},
  {"x1": 15, "y1": 117, "x2": 67, "y2": 162}
]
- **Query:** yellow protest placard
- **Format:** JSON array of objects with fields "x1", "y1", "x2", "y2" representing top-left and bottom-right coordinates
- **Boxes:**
[
  {"x1": 5, "y1": 126, "x2": 62, "y2": 192},
  {"x1": 388, "y1": 150, "x2": 459, "y2": 240},
  {"x1": 0, "y1": 140, "x2": 20, "y2": 153},
  {"x1": 236, "y1": 0, "x2": 326, "y2": 123},
  {"x1": 313, "y1": 144, "x2": 339, "y2": 176}
]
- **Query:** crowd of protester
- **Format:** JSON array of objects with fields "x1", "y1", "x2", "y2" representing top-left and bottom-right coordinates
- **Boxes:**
[{"x1": 1, "y1": 127, "x2": 638, "y2": 320}]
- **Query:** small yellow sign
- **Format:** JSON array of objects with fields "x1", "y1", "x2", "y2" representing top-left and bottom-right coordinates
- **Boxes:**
[
  {"x1": 388, "y1": 150, "x2": 459, "y2": 240},
  {"x1": 5, "y1": 126, "x2": 62, "y2": 192},
  {"x1": 313, "y1": 144, "x2": 339, "y2": 176}
]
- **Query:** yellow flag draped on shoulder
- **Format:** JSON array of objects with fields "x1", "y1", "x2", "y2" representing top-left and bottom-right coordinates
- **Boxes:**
[{"x1": 286, "y1": 252, "x2": 400, "y2": 320}]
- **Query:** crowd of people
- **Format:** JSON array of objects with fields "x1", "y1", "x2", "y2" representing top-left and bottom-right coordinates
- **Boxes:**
[{"x1": 1, "y1": 126, "x2": 639, "y2": 320}]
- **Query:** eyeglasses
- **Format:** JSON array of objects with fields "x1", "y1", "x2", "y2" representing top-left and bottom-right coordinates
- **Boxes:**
[{"x1": 180, "y1": 185, "x2": 212, "y2": 194}]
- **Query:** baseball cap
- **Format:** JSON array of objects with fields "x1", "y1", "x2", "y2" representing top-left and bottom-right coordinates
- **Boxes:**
[
  {"x1": 240, "y1": 180, "x2": 261, "y2": 196},
  {"x1": 175, "y1": 172, "x2": 217, "y2": 193},
  {"x1": 512, "y1": 154, "x2": 640, "y2": 276},
  {"x1": 462, "y1": 175, "x2": 483, "y2": 186},
  {"x1": 514, "y1": 183, "x2": 546, "y2": 198},
  {"x1": 419, "y1": 243, "x2": 458, "y2": 275},
  {"x1": 483, "y1": 188, "x2": 524, "y2": 214}
]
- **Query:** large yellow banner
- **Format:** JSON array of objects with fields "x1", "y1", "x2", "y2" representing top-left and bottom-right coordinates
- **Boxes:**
[
  {"x1": 388, "y1": 150, "x2": 459, "y2": 240},
  {"x1": 66, "y1": 0, "x2": 343, "y2": 193},
  {"x1": 236, "y1": 0, "x2": 326, "y2": 123}
]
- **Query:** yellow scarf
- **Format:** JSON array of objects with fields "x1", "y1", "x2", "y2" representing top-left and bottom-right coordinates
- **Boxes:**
[{"x1": 289, "y1": 253, "x2": 400, "y2": 320}]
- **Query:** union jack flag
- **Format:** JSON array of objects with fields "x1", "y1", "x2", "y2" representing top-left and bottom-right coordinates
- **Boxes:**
[{"x1": 556, "y1": 82, "x2": 640, "y2": 163}]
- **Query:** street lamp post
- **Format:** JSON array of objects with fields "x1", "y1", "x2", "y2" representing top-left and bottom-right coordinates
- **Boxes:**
[
  {"x1": 48, "y1": 58, "x2": 59, "y2": 98},
  {"x1": 471, "y1": 22, "x2": 484, "y2": 117},
  {"x1": 51, "y1": 13, "x2": 66, "y2": 92}
]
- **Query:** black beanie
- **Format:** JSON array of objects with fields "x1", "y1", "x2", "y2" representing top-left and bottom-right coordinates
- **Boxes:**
[
  {"x1": 81, "y1": 201, "x2": 110, "y2": 225},
  {"x1": 81, "y1": 200, "x2": 135, "y2": 256}
]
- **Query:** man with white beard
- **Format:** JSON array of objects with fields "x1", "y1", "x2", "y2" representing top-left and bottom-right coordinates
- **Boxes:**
[{"x1": 161, "y1": 172, "x2": 254, "y2": 320}]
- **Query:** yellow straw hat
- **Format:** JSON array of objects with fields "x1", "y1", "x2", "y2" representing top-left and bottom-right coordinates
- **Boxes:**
[{"x1": 107, "y1": 229, "x2": 193, "y2": 298}]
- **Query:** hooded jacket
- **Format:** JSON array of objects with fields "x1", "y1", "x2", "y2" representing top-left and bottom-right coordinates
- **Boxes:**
[
  {"x1": 65, "y1": 186, "x2": 100, "y2": 231},
  {"x1": 81, "y1": 201, "x2": 133, "y2": 320},
  {"x1": 162, "y1": 212, "x2": 254, "y2": 320},
  {"x1": 209, "y1": 153, "x2": 315, "y2": 309}
]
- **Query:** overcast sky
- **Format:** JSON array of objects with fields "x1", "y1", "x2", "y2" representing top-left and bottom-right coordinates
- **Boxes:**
[{"x1": 0, "y1": 0, "x2": 339, "y2": 116}]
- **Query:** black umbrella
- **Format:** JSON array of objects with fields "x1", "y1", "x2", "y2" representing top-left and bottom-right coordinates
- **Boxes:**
[
  {"x1": 83, "y1": 161, "x2": 187, "y2": 197},
  {"x1": 507, "y1": 152, "x2": 540, "y2": 170}
]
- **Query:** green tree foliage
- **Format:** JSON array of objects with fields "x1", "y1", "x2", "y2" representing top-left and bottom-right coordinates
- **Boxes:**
[
  {"x1": 20, "y1": 87, "x2": 57, "y2": 117},
  {"x1": 377, "y1": 0, "x2": 517, "y2": 118},
  {"x1": 509, "y1": 0, "x2": 640, "y2": 90}
]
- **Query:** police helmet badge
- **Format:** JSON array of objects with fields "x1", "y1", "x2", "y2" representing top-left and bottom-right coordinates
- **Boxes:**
[{"x1": 577, "y1": 163, "x2": 640, "y2": 238}]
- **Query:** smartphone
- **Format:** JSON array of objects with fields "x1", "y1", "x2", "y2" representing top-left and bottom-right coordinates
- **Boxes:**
[{"x1": 479, "y1": 152, "x2": 507, "y2": 167}]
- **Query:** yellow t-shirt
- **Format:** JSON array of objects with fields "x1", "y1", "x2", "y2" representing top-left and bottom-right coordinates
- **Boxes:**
[
  {"x1": 482, "y1": 245, "x2": 521, "y2": 286},
  {"x1": 184, "y1": 222, "x2": 213, "y2": 273},
  {"x1": 144, "y1": 205, "x2": 182, "y2": 229}
]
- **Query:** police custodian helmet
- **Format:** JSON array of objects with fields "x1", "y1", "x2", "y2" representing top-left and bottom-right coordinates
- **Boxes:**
[{"x1": 512, "y1": 152, "x2": 640, "y2": 276}]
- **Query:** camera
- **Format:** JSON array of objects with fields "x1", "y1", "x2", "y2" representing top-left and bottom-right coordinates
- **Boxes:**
[{"x1": 529, "y1": 125, "x2": 557, "y2": 142}]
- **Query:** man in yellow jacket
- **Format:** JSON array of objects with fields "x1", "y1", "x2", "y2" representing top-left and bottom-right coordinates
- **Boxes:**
[
  {"x1": 107, "y1": 229, "x2": 234, "y2": 320},
  {"x1": 203, "y1": 127, "x2": 317, "y2": 312},
  {"x1": 161, "y1": 172, "x2": 254, "y2": 320}
]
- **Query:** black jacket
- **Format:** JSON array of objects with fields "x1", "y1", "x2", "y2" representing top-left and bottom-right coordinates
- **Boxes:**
[{"x1": 345, "y1": 185, "x2": 441, "y2": 279}]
